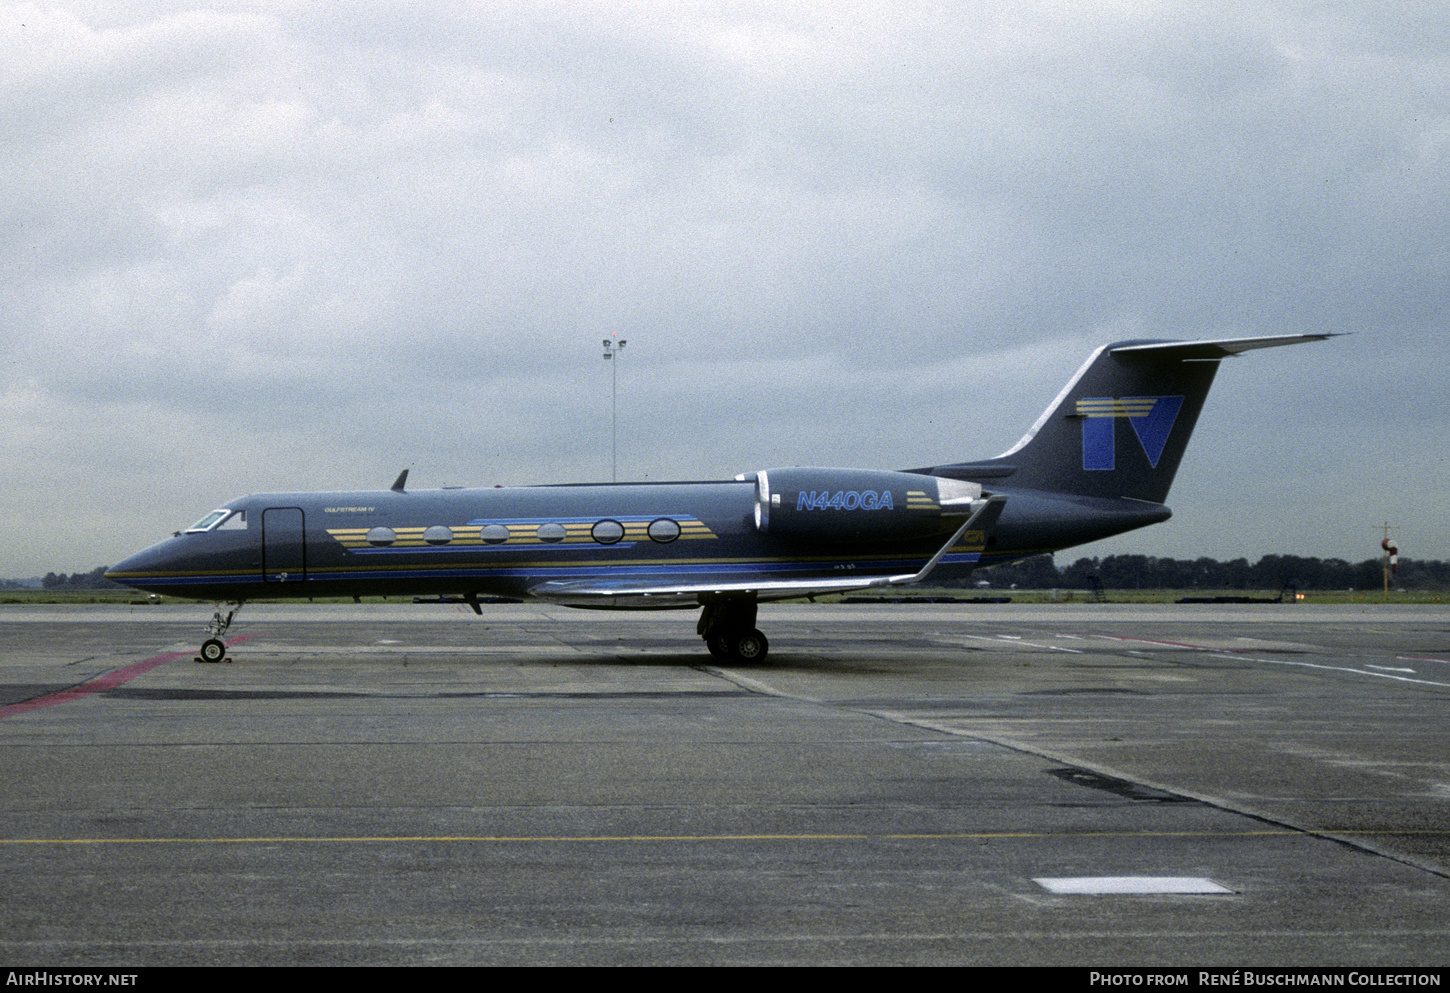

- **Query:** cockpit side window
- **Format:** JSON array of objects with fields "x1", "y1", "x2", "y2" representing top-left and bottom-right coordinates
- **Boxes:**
[{"x1": 185, "y1": 509, "x2": 244, "y2": 533}]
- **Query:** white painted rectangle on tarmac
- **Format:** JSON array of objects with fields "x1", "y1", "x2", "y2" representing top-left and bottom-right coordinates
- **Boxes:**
[{"x1": 1034, "y1": 876, "x2": 1231, "y2": 894}]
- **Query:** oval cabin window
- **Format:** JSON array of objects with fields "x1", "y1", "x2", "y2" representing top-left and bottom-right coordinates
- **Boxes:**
[
  {"x1": 592, "y1": 519, "x2": 625, "y2": 544},
  {"x1": 647, "y1": 518, "x2": 681, "y2": 543}
]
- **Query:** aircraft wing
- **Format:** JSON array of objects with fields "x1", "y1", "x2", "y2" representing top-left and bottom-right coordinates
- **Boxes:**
[{"x1": 527, "y1": 496, "x2": 1007, "y2": 607}]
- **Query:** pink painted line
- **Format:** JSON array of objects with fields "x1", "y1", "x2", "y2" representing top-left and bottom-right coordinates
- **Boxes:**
[{"x1": 0, "y1": 635, "x2": 259, "y2": 719}]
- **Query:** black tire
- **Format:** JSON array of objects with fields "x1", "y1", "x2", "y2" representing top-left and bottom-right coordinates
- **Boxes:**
[
  {"x1": 199, "y1": 638, "x2": 226, "y2": 663},
  {"x1": 706, "y1": 634, "x2": 732, "y2": 660},
  {"x1": 733, "y1": 629, "x2": 769, "y2": 662}
]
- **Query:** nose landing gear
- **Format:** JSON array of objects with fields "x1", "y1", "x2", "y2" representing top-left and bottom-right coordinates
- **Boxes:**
[{"x1": 196, "y1": 601, "x2": 244, "y2": 663}]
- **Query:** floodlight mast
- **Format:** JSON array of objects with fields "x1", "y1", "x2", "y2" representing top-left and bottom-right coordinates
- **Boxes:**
[{"x1": 602, "y1": 336, "x2": 627, "y2": 482}]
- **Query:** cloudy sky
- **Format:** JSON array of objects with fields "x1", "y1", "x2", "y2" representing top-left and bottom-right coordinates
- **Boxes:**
[{"x1": 2, "y1": 1, "x2": 1446, "y2": 579}]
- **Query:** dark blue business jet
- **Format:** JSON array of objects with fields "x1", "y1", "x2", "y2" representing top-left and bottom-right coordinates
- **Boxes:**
[{"x1": 107, "y1": 334, "x2": 1331, "y2": 663}]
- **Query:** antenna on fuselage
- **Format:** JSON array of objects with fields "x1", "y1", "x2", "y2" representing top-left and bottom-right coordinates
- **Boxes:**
[{"x1": 391, "y1": 469, "x2": 409, "y2": 492}]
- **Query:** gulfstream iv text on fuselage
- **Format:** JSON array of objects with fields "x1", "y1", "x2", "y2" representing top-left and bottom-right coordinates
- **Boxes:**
[{"x1": 107, "y1": 335, "x2": 1334, "y2": 662}]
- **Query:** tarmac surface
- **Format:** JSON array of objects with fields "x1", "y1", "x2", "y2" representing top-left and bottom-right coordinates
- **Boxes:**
[{"x1": 1, "y1": 600, "x2": 1448, "y2": 966}]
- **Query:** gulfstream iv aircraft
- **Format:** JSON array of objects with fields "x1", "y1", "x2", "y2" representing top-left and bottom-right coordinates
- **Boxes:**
[{"x1": 108, "y1": 334, "x2": 1331, "y2": 662}]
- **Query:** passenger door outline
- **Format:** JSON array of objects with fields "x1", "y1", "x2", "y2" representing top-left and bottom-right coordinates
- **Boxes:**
[{"x1": 262, "y1": 507, "x2": 307, "y2": 583}]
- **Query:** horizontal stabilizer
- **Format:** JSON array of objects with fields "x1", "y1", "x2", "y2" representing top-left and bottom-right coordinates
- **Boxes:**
[{"x1": 1111, "y1": 333, "x2": 1342, "y2": 360}]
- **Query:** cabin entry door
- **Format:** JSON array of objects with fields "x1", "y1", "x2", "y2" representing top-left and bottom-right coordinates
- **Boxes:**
[{"x1": 261, "y1": 507, "x2": 307, "y2": 584}]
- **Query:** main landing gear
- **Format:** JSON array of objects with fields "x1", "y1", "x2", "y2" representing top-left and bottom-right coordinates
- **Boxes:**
[
  {"x1": 197, "y1": 601, "x2": 244, "y2": 664},
  {"x1": 697, "y1": 594, "x2": 769, "y2": 663}
]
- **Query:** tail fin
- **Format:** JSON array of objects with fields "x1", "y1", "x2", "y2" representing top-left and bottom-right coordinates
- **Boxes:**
[{"x1": 914, "y1": 334, "x2": 1334, "y2": 504}]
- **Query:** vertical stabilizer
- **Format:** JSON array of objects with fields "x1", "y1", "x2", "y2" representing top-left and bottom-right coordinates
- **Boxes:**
[{"x1": 913, "y1": 334, "x2": 1334, "y2": 504}]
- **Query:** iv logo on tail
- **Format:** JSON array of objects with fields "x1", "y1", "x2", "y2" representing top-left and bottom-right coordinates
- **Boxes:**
[{"x1": 1077, "y1": 396, "x2": 1185, "y2": 470}]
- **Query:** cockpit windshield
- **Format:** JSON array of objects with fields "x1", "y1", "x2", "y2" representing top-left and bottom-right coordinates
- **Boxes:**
[{"x1": 185, "y1": 509, "x2": 246, "y2": 533}]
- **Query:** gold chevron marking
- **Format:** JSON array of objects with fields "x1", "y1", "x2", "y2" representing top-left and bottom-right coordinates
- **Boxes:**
[{"x1": 1076, "y1": 399, "x2": 1157, "y2": 417}]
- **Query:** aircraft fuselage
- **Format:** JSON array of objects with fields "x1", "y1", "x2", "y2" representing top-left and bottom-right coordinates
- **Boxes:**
[{"x1": 107, "y1": 476, "x2": 1165, "y2": 605}]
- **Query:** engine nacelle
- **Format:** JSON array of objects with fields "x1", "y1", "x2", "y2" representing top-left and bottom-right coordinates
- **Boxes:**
[{"x1": 744, "y1": 467, "x2": 983, "y2": 544}]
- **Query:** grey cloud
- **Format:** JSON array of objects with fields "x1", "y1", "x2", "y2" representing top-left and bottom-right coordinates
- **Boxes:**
[{"x1": 1, "y1": 2, "x2": 1445, "y2": 576}]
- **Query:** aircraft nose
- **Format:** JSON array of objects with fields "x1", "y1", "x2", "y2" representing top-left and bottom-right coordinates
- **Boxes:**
[
  {"x1": 104, "y1": 552, "x2": 142, "y2": 585},
  {"x1": 105, "y1": 539, "x2": 181, "y2": 592}
]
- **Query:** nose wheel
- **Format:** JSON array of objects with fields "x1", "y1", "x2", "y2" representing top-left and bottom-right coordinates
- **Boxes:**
[{"x1": 198, "y1": 638, "x2": 229, "y2": 664}]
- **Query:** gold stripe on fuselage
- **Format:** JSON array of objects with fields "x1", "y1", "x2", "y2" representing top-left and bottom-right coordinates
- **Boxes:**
[{"x1": 326, "y1": 518, "x2": 717, "y2": 550}]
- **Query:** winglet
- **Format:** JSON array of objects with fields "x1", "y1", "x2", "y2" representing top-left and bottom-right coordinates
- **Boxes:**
[
  {"x1": 391, "y1": 469, "x2": 409, "y2": 492},
  {"x1": 895, "y1": 494, "x2": 1008, "y2": 587}
]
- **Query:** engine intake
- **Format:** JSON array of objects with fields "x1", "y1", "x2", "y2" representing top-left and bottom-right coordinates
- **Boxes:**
[{"x1": 746, "y1": 467, "x2": 983, "y2": 544}]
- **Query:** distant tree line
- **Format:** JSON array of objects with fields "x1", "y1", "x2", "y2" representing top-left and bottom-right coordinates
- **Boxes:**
[
  {"x1": 14, "y1": 555, "x2": 1449, "y2": 594},
  {"x1": 972, "y1": 554, "x2": 1449, "y2": 591},
  {"x1": 40, "y1": 566, "x2": 124, "y2": 590}
]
